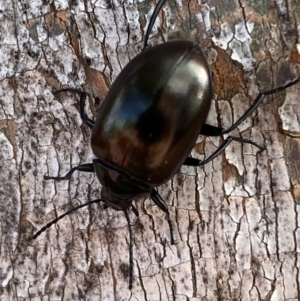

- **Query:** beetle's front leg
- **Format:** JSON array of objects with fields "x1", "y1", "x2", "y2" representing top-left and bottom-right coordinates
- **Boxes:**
[
  {"x1": 54, "y1": 88, "x2": 95, "y2": 128},
  {"x1": 44, "y1": 163, "x2": 94, "y2": 180}
]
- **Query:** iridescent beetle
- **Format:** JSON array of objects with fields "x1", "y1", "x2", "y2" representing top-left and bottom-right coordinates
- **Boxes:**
[{"x1": 34, "y1": 0, "x2": 300, "y2": 289}]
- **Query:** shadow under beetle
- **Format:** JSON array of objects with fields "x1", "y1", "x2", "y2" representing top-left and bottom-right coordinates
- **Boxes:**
[{"x1": 34, "y1": 0, "x2": 300, "y2": 289}]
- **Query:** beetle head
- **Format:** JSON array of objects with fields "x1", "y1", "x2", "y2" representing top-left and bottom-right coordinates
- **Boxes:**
[{"x1": 93, "y1": 160, "x2": 152, "y2": 210}]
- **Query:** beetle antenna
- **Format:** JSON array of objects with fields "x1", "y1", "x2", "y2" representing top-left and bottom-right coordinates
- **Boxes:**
[
  {"x1": 32, "y1": 199, "x2": 103, "y2": 239},
  {"x1": 123, "y1": 209, "x2": 134, "y2": 289},
  {"x1": 143, "y1": 0, "x2": 168, "y2": 50}
]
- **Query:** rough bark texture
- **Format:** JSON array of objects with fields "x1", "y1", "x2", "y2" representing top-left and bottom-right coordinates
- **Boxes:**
[{"x1": 1, "y1": 0, "x2": 300, "y2": 300}]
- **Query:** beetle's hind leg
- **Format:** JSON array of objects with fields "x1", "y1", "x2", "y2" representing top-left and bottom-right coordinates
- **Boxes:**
[
  {"x1": 184, "y1": 136, "x2": 264, "y2": 167},
  {"x1": 200, "y1": 124, "x2": 223, "y2": 136},
  {"x1": 54, "y1": 88, "x2": 95, "y2": 128},
  {"x1": 200, "y1": 78, "x2": 300, "y2": 137},
  {"x1": 186, "y1": 77, "x2": 300, "y2": 166},
  {"x1": 220, "y1": 77, "x2": 300, "y2": 134},
  {"x1": 189, "y1": 123, "x2": 264, "y2": 166}
]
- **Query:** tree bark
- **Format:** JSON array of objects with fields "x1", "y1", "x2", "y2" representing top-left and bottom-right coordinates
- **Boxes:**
[{"x1": 1, "y1": 0, "x2": 300, "y2": 300}]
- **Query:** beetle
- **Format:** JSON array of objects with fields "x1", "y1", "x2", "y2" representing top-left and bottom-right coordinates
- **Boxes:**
[{"x1": 33, "y1": 0, "x2": 300, "y2": 289}]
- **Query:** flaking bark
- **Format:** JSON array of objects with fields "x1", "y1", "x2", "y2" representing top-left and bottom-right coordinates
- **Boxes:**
[{"x1": 0, "y1": 0, "x2": 300, "y2": 300}]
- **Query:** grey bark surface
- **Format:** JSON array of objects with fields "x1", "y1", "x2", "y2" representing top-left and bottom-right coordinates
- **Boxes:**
[{"x1": 1, "y1": 0, "x2": 300, "y2": 300}]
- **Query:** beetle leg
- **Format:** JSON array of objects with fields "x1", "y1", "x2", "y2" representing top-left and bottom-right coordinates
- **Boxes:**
[
  {"x1": 184, "y1": 136, "x2": 265, "y2": 166},
  {"x1": 54, "y1": 88, "x2": 95, "y2": 128},
  {"x1": 143, "y1": 0, "x2": 168, "y2": 50},
  {"x1": 44, "y1": 163, "x2": 94, "y2": 180},
  {"x1": 191, "y1": 78, "x2": 300, "y2": 166},
  {"x1": 131, "y1": 204, "x2": 139, "y2": 217},
  {"x1": 221, "y1": 77, "x2": 300, "y2": 134},
  {"x1": 200, "y1": 124, "x2": 223, "y2": 136},
  {"x1": 150, "y1": 189, "x2": 175, "y2": 245},
  {"x1": 123, "y1": 209, "x2": 134, "y2": 289}
]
